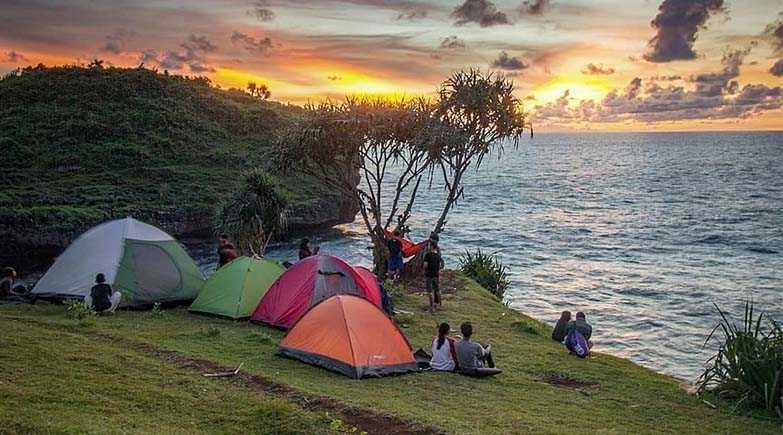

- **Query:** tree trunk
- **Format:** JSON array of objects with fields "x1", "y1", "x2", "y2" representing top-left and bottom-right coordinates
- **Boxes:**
[{"x1": 433, "y1": 168, "x2": 464, "y2": 235}]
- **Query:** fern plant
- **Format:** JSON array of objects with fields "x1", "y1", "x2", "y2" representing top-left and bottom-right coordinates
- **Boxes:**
[{"x1": 458, "y1": 249, "x2": 509, "y2": 300}]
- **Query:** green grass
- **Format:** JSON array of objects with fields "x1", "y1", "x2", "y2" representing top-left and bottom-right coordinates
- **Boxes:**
[
  {"x1": 1, "y1": 273, "x2": 781, "y2": 434},
  {"x1": 0, "y1": 65, "x2": 353, "y2": 254},
  {"x1": 0, "y1": 315, "x2": 330, "y2": 434}
]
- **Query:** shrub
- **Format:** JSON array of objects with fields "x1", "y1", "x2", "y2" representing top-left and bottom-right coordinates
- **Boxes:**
[
  {"x1": 65, "y1": 299, "x2": 96, "y2": 326},
  {"x1": 458, "y1": 249, "x2": 509, "y2": 300},
  {"x1": 697, "y1": 301, "x2": 783, "y2": 420}
]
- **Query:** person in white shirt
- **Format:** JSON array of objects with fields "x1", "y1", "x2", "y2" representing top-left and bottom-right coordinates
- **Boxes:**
[{"x1": 430, "y1": 322, "x2": 458, "y2": 371}]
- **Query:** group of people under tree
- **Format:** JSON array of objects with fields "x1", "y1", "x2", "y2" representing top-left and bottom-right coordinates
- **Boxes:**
[{"x1": 385, "y1": 230, "x2": 444, "y2": 312}]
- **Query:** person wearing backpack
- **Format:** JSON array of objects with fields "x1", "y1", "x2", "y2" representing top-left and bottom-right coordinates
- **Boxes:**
[
  {"x1": 430, "y1": 322, "x2": 458, "y2": 371},
  {"x1": 565, "y1": 311, "x2": 592, "y2": 358}
]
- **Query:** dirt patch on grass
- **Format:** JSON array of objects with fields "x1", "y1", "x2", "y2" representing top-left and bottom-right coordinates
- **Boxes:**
[
  {"x1": 6, "y1": 316, "x2": 441, "y2": 435},
  {"x1": 402, "y1": 270, "x2": 461, "y2": 295},
  {"x1": 90, "y1": 329, "x2": 442, "y2": 435},
  {"x1": 541, "y1": 372, "x2": 599, "y2": 391}
]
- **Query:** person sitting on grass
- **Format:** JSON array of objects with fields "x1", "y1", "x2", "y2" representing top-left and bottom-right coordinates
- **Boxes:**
[
  {"x1": 84, "y1": 273, "x2": 122, "y2": 313},
  {"x1": 455, "y1": 322, "x2": 501, "y2": 377},
  {"x1": 430, "y1": 322, "x2": 458, "y2": 372},
  {"x1": 552, "y1": 310, "x2": 572, "y2": 343},
  {"x1": 565, "y1": 311, "x2": 593, "y2": 358},
  {"x1": 0, "y1": 267, "x2": 17, "y2": 299},
  {"x1": 386, "y1": 230, "x2": 404, "y2": 281}
]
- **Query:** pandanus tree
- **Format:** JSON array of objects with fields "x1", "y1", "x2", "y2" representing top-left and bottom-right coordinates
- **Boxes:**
[
  {"x1": 429, "y1": 69, "x2": 527, "y2": 235},
  {"x1": 214, "y1": 168, "x2": 288, "y2": 257},
  {"x1": 277, "y1": 70, "x2": 527, "y2": 277},
  {"x1": 277, "y1": 97, "x2": 435, "y2": 275}
]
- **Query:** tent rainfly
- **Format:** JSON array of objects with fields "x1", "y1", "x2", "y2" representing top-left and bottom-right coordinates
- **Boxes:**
[
  {"x1": 250, "y1": 254, "x2": 382, "y2": 329},
  {"x1": 31, "y1": 217, "x2": 204, "y2": 307},
  {"x1": 189, "y1": 256, "x2": 285, "y2": 319},
  {"x1": 278, "y1": 295, "x2": 417, "y2": 379}
]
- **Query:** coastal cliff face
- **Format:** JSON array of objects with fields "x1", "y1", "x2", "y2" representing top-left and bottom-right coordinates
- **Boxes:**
[{"x1": 0, "y1": 65, "x2": 358, "y2": 268}]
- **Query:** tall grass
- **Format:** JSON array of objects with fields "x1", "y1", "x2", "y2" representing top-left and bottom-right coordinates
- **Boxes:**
[
  {"x1": 458, "y1": 249, "x2": 509, "y2": 299},
  {"x1": 697, "y1": 301, "x2": 783, "y2": 420}
]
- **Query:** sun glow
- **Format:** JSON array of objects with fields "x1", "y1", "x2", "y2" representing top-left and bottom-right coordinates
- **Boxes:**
[{"x1": 532, "y1": 74, "x2": 614, "y2": 105}]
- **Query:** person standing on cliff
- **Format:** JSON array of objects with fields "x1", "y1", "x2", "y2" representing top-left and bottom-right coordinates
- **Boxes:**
[
  {"x1": 386, "y1": 230, "x2": 404, "y2": 281},
  {"x1": 423, "y1": 239, "x2": 444, "y2": 312}
]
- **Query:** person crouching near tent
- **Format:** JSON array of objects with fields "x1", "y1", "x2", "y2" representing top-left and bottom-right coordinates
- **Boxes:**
[
  {"x1": 455, "y1": 322, "x2": 501, "y2": 377},
  {"x1": 430, "y1": 322, "x2": 459, "y2": 372},
  {"x1": 217, "y1": 234, "x2": 239, "y2": 267},
  {"x1": 0, "y1": 267, "x2": 28, "y2": 301},
  {"x1": 84, "y1": 273, "x2": 121, "y2": 313},
  {"x1": 423, "y1": 238, "x2": 444, "y2": 312},
  {"x1": 386, "y1": 230, "x2": 404, "y2": 281}
]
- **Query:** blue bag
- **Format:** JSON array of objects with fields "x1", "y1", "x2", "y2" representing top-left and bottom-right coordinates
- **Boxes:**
[{"x1": 566, "y1": 330, "x2": 590, "y2": 358}]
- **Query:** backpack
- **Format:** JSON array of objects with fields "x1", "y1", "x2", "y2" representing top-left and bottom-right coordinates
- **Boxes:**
[{"x1": 566, "y1": 330, "x2": 590, "y2": 358}]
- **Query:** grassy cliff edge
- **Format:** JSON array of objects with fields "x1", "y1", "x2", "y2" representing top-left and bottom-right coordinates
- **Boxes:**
[{"x1": 1, "y1": 272, "x2": 779, "y2": 434}]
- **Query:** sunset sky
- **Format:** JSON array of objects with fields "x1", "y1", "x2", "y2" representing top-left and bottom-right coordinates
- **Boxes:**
[{"x1": 1, "y1": 0, "x2": 782, "y2": 131}]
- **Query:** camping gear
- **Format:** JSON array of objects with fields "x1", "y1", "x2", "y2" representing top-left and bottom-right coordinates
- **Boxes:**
[
  {"x1": 31, "y1": 217, "x2": 204, "y2": 307},
  {"x1": 250, "y1": 254, "x2": 382, "y2": 329},
  {"x1": 566, "y1": 330, "x2": 590, "y2": 358},
  {"x1": 277, "y1": 294, "x2": 418, "y2": 379},
  {"x1": 189, "y1": 256, "x2": 285, "y2": 319},
  {"x1": 384, "y1": 230, "x2": 428, "y2": 258}
]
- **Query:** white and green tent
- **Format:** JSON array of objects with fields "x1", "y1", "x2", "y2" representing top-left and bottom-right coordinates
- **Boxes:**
[{"x1": 31, "y1": 217, "x2": 204, "y2": 307}]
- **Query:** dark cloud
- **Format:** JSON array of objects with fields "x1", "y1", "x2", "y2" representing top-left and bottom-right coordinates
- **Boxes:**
[
  {"x1": 396, "y1": 8, "x2": 428, "y2": 20},
  {"x1": 521, "y1": 0, "x2": 550, "y2": 16},
  {"x1": 248, "y1": 0, "x2": 275, "y2": 22},
  {"x1": 440, "y1": 35, "x2": 466, "y2": 49},
  {"x1": 650, "y1": 74, "x2": 682, "y2": 81},
  {"x1": 491, "y1": 51, "x2": 528, "y2": 70},
  {"x1": 690, "y1": 47, "x2": 751, "y2": 97},
  {"x1": 771, "y1": 59, "x2": 783, "y2": 77},
  {"x1": 581, "y1": 63, "x2": 615, "y2": 75},
  {"x1": 4, "y1": 50, "x2": 29, "y2": 63},
  {"x1": 765, "y1": 19, "x2": 783, "y2": 54},
  {"x1": 143, "y1": 34, "x2": 217, "y2": 73},
  {"x1": 534, "y1": 59, "x2": 782, "y2": 124},
  {"x1": 102, "y1": 30, "x2": 132, "y2": 54},
  {"x1": 327, "y1": 75, "x2": 342, "y2": 81},
  {"x1": 644, "y1": 0, "x2": 725, "y2": 63},
  {"x1": 452, "y1": 0, "x2": 509, "y2": 27},
  {"x1": 230, "y1": 31, "x2": 274, "y2": 56}
]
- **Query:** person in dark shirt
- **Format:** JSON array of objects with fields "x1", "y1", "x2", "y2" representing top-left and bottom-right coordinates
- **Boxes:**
[
  {"x1": 0, "y1": 267, "x2": 17, "y2": 299},
  {"x1": 217, "y1": 234, "x2": 240, "y2": 267},
  {"x1": 552, "y1": 310, "x2": 572, "y2": 343},
  {"x1": 86, "y1": 273, "x2": 122, "y2": 313},
  {"x1": 423, "y1": 240, "x2": 444, "y2": 312},
  {"x1": 298, "y1": 238, "x2": 319, "y2": 260},
  {"x1": 386, "y1": 230, "x2": 404, "y2": 281},
  {"x1": 566, "y1": 311, "x2": 593, "y2": 349}
]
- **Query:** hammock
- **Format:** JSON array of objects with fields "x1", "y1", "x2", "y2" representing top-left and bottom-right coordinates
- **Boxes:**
[{"x1": 385, "y1": 230, "x2": 428, "y2": 258}]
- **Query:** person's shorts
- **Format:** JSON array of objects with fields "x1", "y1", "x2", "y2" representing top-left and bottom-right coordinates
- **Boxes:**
[{"x1": 387, "y1": 254, "x2": 404, "y2": 272}]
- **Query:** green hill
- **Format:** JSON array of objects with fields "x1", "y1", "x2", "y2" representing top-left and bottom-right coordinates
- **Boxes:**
[{"x1": 0, "y1": 65, "x2": 356, "y2": 263}]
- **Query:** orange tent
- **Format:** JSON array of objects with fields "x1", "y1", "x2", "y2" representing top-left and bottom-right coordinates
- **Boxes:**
[{"x1": 277, "y1": 295, "x2": 417, "y2": 379}]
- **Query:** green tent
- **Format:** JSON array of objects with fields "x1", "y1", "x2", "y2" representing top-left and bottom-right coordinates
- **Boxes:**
[{"x1": 189, "y1": 256, "x2": 285, "y2": 319}]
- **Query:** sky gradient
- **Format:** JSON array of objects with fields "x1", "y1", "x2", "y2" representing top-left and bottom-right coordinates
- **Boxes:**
[{"x1": 1, "y1": 0, "x2": 782, "y2": 131}]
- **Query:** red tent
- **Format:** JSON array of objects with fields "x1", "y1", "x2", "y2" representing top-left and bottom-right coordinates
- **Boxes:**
[
  {"x1": 250, "y1": 254, "x2": 382, "y2": 329},
  {"x1": 278, "y1": 295, "x2": 417, "y2": 378}
]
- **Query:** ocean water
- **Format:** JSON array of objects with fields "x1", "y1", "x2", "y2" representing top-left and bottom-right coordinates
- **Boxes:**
[{"x1": 205, "y1": 130, "x2": 780, "y2": 381}]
